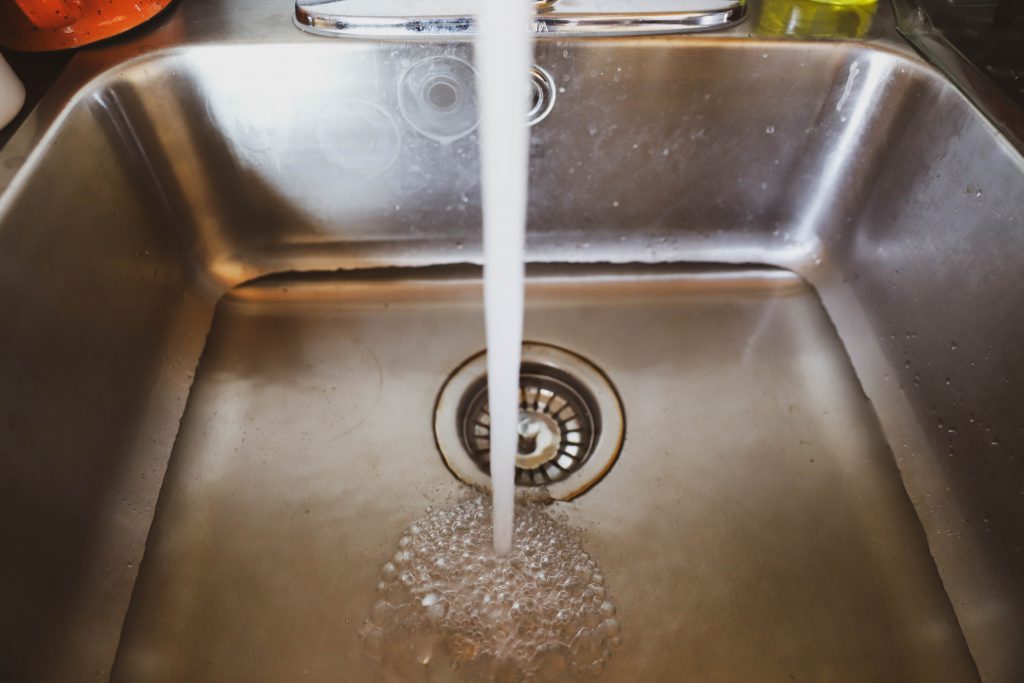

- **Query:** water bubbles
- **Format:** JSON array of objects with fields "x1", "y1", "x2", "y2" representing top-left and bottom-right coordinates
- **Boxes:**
[
  {"x1": 765, "y1": 125, "x2": 775, "y2": 135},
  {"x1": 597, "y1": 618, "x2": 620, "y2": 638},
  {"x1": 359, "y1": 495, "x2": 619, "y2": 680}
]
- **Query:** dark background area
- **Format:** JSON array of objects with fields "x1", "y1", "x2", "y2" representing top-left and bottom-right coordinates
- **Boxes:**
[
  {"x1": 921, "y1": 0, "x2": 1024, "y2": 107},
  {"x1": 0, "y1": 48, "x2": 71, "y2": 148}
]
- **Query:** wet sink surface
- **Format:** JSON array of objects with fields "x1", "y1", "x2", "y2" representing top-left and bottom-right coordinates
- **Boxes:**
[
  {"x1": 3, "y1": 15, "x2": 1024, "y2": 680},
  {"x1": 112, "y1": 267, "x2": 977, "y2": 682}
]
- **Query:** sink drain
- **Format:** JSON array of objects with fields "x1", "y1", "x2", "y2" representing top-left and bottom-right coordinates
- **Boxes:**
[{"x1": 434, "y1": 343, "x2": 624, "y2": 500}]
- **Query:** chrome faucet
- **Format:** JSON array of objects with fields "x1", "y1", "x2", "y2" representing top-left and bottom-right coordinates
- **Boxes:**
[{"x1": 294, "y1": 0, "x2": 746, "y2": 38}]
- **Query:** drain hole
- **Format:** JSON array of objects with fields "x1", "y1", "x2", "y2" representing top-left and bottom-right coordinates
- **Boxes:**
[
  {"x1": 435, "y1": 343, "x2": 624, "y2": 500},
  {"x1": 426, "y1": 78, "x2": 459, "y2": 111},
  {"x1": 459, "y1": 363, "x2": 599, "y2": 486}
]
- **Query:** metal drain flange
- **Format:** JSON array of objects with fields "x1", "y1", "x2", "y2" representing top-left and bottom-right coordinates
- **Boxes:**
[{"x1": 434, "y1": 343, "x2": 624, "y2": 500}]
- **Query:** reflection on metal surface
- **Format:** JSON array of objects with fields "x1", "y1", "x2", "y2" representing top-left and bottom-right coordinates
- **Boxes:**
[
  {"x1": 294, "y1": 0, "x2": 747, "y2": 38},
  {"x1": 1, "y1": 18, "x2": 1024, "y2": 683},
  {"x1": 434, "y1": 342, "x2": 624, "y2": 498},
  {"x1": 758, "y1": 0, "x2": 875, "y2": 37},
  {"x1": 111, "y1": 268, "x2": 977, "y2": 681},
  {"x1": 317, "y1": 100, "x2": 402, "y2": 173},
  {"x1": 527, "y1": 65, "x2": 557, "y2": 126},
  {"x1": 398, "y1": 55, "x2": 479, "y2": 142}
]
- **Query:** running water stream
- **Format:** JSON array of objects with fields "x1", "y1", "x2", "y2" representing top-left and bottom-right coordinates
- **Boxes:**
[
  {"x1": 476, "y1": 0, "x2": 534, "y2": 556},
  {"x1": 357, "y1": 7, "x2": 621, "y2": 678}
]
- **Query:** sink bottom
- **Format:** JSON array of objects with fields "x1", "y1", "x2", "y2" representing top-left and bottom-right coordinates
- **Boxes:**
[{"x1": 111, "y1": 265, "x2": 978, "y2": 682}]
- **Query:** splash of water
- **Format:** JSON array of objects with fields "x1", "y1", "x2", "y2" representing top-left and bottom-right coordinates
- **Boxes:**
[
  {"x1": 359, "y1": 496, "x2": 620, "y2": 680},
  {"x1": 476, "y1": 0, "x2": 533, "y2": 555}
]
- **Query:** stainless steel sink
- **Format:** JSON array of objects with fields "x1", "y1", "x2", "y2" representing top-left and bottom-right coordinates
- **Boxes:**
[{"x1": 1, "y1": 2, "x2": 1023, "y2": 682}]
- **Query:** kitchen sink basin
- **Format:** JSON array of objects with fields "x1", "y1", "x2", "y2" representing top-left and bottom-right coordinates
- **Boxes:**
[
  {"x1": 111, "y1": 265, "x2": 978, "y2": 682},
  {"x1": 1, "y1": 17, "x2": 1023, "y2": 683}
]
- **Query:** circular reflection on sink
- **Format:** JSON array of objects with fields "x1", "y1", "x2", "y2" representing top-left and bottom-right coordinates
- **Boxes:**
[
  {"x1": 206, "y1": 87, "x2": 297, "y2": 161},
  {"x1": 315, "y1": 99, "x2": 402, "y2": 175},
  {"x1": 398, "y1": 55, "x2": 479, "y2": 142}
]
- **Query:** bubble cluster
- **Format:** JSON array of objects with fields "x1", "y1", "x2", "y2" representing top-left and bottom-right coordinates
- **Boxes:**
[{"x1": 359, "y1": 495, "x2": 620, "y2": 681}]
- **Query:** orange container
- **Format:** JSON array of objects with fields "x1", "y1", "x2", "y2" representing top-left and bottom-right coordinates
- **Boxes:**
[{"x1": 0, "y1": 0, "x2": 174, "y2": 51}]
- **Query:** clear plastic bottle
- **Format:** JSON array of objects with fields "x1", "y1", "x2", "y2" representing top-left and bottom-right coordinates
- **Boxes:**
[
  {"x1": 758, "y1": 0, "x2": 877, "y2": 38},
  {"x1": 0, "y1": 55, "x2": 25, "y2": 131}
]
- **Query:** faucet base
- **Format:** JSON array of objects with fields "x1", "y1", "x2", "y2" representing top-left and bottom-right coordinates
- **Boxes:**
[{"x1": 295, "y1": 0, "x2": 746, "y2": 39}]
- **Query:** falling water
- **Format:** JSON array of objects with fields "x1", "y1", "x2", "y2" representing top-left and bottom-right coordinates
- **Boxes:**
[
  {"x1": 359, "y1": 495, "x2": 621, "y2": 679},
  {"x1": 357, "y1": 12, "x2": 624, "y2": 677},
  {"x1": 476, "y1": 0, "x2": 533, "y2": 554}
]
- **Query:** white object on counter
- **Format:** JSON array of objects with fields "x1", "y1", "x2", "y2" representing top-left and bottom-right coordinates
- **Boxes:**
[{"x1": 0, "y1": 55, "x2": 26, "y2": 130}]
